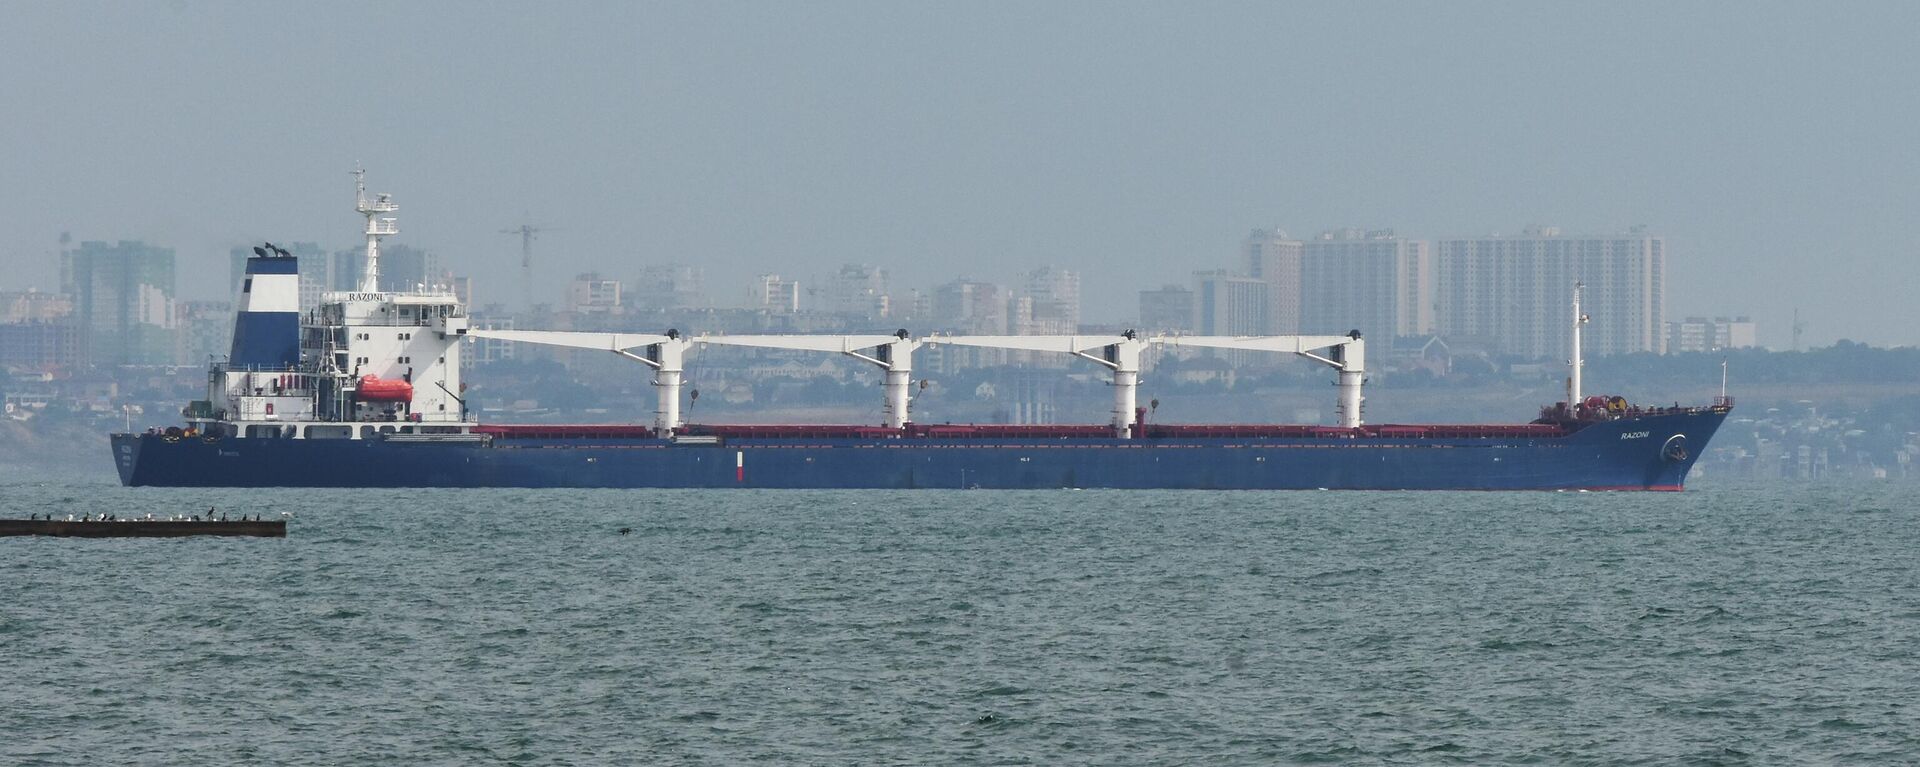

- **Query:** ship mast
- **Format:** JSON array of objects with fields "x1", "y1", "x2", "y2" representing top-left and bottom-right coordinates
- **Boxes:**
[
  {"x1": 1568, "y1": 281, "x2": 1588, "y2": 407},
  {"x1": 353, "y1": 167, "x2": 399, "y2": 293}
]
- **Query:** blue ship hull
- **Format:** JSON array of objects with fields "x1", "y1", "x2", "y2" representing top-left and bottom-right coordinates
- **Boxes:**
[{"x1": 111, "y1": 409, "x2": 1724, "y2": 490}]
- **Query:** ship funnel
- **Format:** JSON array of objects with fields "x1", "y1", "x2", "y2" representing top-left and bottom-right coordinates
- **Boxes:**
[{"x1": 228, "y1": 243, "x2": 301, "y2": 369}]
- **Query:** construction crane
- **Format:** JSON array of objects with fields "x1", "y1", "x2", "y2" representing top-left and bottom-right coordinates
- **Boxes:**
[{"x1": 500, "y1": 223, "x2": 554, "y2": 310}]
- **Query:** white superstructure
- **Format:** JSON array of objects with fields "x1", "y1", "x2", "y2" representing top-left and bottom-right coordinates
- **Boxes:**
[
  {"x1": 184, "y1": 172, "x2": 476, "y2": 441},
  {"x1": 308, "y1": 288, "x2": 470, "y2": 423}
]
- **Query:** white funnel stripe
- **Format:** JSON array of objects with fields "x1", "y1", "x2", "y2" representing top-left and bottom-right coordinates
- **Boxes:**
[{"x1": 239, "y1": 273, "x2": 300, "y2": 313}]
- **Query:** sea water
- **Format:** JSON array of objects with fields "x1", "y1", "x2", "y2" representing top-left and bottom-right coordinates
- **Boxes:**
[{"x1": 3, "y1": 477, "x2": 1917, "y2": 765}]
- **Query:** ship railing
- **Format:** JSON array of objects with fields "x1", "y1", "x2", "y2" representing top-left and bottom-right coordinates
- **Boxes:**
[
  {"x1": 216, "y1": 363, "x2": 306, "y2": 373},
  {"x1": 233, "y1": 387, "x2": 318, "y2": 398},
  {"x1": 1615, "y1": 403, "x2": 1729, "y2": 418},
  {"x1": 1553, "y1": 400, "x2": 1733, "y2": 424},
  {"x1": 208, "y1": 362, "x2": 309, "y2": 383},
  {"x1": 335, "y1": 315, "x2": 449, "y2": 327}
]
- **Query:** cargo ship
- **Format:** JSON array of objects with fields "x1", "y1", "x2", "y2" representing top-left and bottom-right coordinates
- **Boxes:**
[{"x1": 111, "y1": 174, "x2": 1728, "y2": 490}]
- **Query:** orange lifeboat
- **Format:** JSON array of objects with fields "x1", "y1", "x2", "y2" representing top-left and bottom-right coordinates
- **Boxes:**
[{"x1": 357, "y1": 375, "x2": 414, "y2": 402}]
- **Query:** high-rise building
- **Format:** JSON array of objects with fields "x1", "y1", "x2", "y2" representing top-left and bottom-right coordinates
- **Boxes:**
[
  {"x1": 567, "y1": 273, "x2": 624, "y2": 314},
  {"x1": 1300, "y1": 229, "x2": 1433, "y2": 341},
  {"x1": 753, "y1": 274, "x2": 801, "y2": 314},
  {"x1": 1020, "y1": 267, "x2": 1080, "y2": 334},
  {"x1": 1244, "y1": 229, "x2": 1303, "y2": 334},
  {"x1": 630, "y1": 264, "x2": 704, "y2": 310},
  {"x1": 1193, "y1": 270, "x2": 1267, "y2": 336},
  {"x1": 0, "y1": 290, "x2": 73, "y2": 324},
  {"x1": 819, "y1": 264, "x2": 891, "y2": 320},
  {"x1": 1667, "y1": 316, "x2": 1757, "y2": 353},
  {"x1": 62, "y1": 240, "x2": 177, "y2": 366},
  {"x1": 1192, "y1": 270, "x2": 1270, "y2": 366},
  {"x1": 175, "y1": 300, "x2": 233, "y2": 365},
  {"x1": 1007, "y1": 294, "x2": 1035, "y2": 336},
  {"x1": 0, "y1": 322, "x2": 78, "y2": 373},
  {"x1": 1434, "y1": 228, "x2": 1666, "y2": 359},
  {"x1": 468, "y1": 317, "x2": 517, "y2": 363},
  {"x1": 449, "y1": 275, "x2": 475, "y2": 309},
  {"x1": 0, "y1": 290, "x2": 79, "y2": 373},
  {"x1": 933, "y1": 279, "x2": 1008, "y2": 334},
  {"x1": 1138, "y1": 284, "x2": 1194, "y2": 333},
  {"x1": 894, "y1": 288, "x2": 930, "y2": 326},
  {"x1": 927, "y1": 279, "x2": 1011, "y2": 368}
]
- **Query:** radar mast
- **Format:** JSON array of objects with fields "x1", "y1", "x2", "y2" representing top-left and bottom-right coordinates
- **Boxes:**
[{"x1": 353, "y1": 167, "x2": 399, "y2": 293}]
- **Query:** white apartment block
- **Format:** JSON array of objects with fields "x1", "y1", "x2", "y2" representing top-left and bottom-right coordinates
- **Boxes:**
[
  {"x1": 1435, "y1": 228, "x2": 1666, "y2": 359},
  {"x1": 1243, "y1": 229, "x2": 1302, "y2": 334},
  {"x1": 1138, "y1": 284, "x2": 1194, "y2": 334},
  {"x1": 820, "y1": 264, "x2": 890, "y2": 320},
  {"x1": 567, "y1": 273, "x2": 623, "y2": 314},
  {"x1": 1021, "y1": 266, "x2": 1080, "y2": 334},
  {"x1": 753, "y1": 274, "x2": 801, "y2": 314},
  {"x1": 1668, "y1": 316, "x2": 1757, "y2": 353},
  {"x1": 1300, "y1": 229, "x2": 1433, "y2": 341},
  {"x1": 1194, "y1": 270, "x2": 1268, "y2": 336}
]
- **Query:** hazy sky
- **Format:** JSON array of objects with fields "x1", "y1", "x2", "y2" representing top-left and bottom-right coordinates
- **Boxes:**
[{"x1": 3, "y1": 1, "x2": 1916, "y2": 347}]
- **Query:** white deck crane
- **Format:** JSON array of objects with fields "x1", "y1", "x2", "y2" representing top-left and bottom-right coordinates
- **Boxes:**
[
  {"x1": 695, "y1": 332, "x2": 922, "y2": 429},
  {"x1": 926, "y1": 332, "x2": 1151, "y2": 437},
  {"x1": 466, "y1": 329, "x2": 692, "y2": 435},
  {"x1": 469, "y1": 328, "x2": 1369, "y2": 433},
  {"x1": 1154, "y1": 332, "x2": 1367, "y2": 428}
]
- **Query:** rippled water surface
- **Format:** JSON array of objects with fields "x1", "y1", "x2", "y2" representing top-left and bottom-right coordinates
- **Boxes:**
[{"x1": 4, "y1": 477, "x2": 1919, "y2": 765}]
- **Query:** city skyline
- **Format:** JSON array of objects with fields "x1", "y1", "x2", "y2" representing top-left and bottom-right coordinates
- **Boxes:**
[
  {"x1": 0, "y1": 218, "x2": 1809, "y2": 347},
  {"x1": 0, "y1": 221, "x2": 1777, "y2": 371},
  {"x1": 4, "y1": 3, "x2": 1918, "y2": 349}
]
